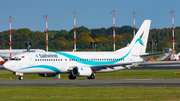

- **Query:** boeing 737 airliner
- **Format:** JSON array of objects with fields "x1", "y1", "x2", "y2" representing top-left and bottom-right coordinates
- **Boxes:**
[{"x1": 3, "y1": 20, "x2": 151, "y2": 80}]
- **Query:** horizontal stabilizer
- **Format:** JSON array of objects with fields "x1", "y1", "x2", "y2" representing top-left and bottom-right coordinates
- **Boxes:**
[{"x1": 140, "y1": 51, "x2": 173, "y2": 57}]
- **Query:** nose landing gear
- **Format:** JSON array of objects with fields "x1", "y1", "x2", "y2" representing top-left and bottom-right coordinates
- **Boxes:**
[
  {"x1": 13, "y1": 72, "x2": 24, "y2": 80},
  {"x1": 18, "y1": 76, "x2": 23, "y2": 80}
]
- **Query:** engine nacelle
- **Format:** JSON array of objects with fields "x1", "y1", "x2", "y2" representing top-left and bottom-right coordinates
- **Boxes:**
[
  {"x1": 72, "y1": 66, "x2": 92, "y2": 76},
  {"x1": 38, "y1": 73, "x2": 57, "y2": 77}
]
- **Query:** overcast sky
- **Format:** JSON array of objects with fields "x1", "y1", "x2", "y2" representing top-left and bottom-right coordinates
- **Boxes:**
[{"x1": 0, "y1": 0, "x2": 180, "y2": 32}]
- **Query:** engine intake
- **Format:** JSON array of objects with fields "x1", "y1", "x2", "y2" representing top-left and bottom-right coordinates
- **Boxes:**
[{"x1": 72, "y1": 66, "x2": 92, "y2": 77}]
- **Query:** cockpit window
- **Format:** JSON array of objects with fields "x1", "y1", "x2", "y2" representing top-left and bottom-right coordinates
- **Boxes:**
[
  {"x1": 10, "y1": 58, "x2": 15, "y2": 60},
  {"x1": 16, "y1": 58, "x2": 21, "y2": 61},
  {"x1": 10, "y1": 58, "x2": 21, "y2": 61}
]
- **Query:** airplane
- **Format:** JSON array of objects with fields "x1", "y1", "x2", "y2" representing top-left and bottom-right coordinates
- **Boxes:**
[{"x1": 3, "y1": 20, "x2": 151, "y2": 80}]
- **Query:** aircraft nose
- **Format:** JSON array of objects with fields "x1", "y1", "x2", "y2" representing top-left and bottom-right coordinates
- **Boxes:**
[{"x1": 3, "y1": 62, "x2": 11, "y2": 70}]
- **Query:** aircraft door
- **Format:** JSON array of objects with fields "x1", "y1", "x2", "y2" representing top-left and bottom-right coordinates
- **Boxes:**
[
  {"x1": 29, "y1": 56, "x2": 34, "y2": 66},
  {"x1": 18, "y1": 61, "x2": 22, "y2": 69}
]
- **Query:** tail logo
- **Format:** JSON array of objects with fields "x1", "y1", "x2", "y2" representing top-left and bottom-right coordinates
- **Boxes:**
[{"x1": 135, "y1": 32, "x2": 145, "y2": 46}]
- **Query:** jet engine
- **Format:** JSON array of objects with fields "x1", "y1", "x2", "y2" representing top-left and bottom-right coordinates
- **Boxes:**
[
  {"x1": 72, "y1": 66, "x2": 92, "y2": 76},
  {"x1": 38, "y1": 73, "x2": 57, "y2": 77}
]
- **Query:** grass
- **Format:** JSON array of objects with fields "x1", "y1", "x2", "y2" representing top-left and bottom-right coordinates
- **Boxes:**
[
  {"x1": 0, "y1": 69, "x2": 180, "y2": 80},
  {"x1": 1, "y1": 86, "x2": 180, "y2": 100},
  {"x1": 1, "y1": 70, "x2": 180, "y2": 100}
]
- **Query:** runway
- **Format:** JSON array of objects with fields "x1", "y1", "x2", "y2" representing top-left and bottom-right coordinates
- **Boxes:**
[{"x1": 0, "y1": 79, "x2": 180, "y2": 86}]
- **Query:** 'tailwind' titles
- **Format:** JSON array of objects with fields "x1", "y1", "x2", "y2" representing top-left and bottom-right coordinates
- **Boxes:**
[{"x1": 38, "y1": 54, "x2": 58, "y2": 58}]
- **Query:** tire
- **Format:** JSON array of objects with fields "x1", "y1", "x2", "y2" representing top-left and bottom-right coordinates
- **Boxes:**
[
  {"x1": 19, "y1": 76, "x2": 23, "y2": 80},
  {"x1": 87, "y1": 74, "x2": 95, "y2": 79},
  {"x1": 69, "y1": 74, "x2": 76, "y2": 80}
]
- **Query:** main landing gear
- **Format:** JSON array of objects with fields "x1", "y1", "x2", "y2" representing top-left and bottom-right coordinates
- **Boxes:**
[
  {"x1": 87, "y1": 74, "x2": 95, "y2": 79},
  {"x1": 69, "y1": 73, "x2": 76, "y2": 80},
  {"x1": 68, "y1": 73, "x2": 95, "y2": 80}
]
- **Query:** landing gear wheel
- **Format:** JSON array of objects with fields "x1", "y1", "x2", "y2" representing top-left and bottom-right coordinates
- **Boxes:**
[
  {"x1": 69, "y1": 74, "x2": 76, "y2": 80},
  {"x1": 87, "y1": 74, "x2": 95, "y2": 79},
  {"x1": 19, "y1": 76, "x2": 23, "y2": 80}
]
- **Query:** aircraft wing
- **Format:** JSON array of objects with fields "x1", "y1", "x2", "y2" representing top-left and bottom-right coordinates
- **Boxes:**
[{"x1": 91, "y1": 61, "x2": 141, "y2": 71}]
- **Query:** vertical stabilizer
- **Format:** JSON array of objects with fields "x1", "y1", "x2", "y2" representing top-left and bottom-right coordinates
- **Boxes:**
[{"x1": 116, "y1": 20, "x2": 151, "y2": 54}]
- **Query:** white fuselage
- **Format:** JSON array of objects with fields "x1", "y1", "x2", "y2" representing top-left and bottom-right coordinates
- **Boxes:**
[{"x1": 4, "y1": 50, "x2": 143, "y2": 74}]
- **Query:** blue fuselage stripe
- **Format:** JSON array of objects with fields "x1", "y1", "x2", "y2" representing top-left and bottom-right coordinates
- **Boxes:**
[
  {"x1": 18, "y1": 65, "x2": 61, "y2": 73},
  {"x1": 53, "y1": 49, "x2": 132, "y2": 65}
]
